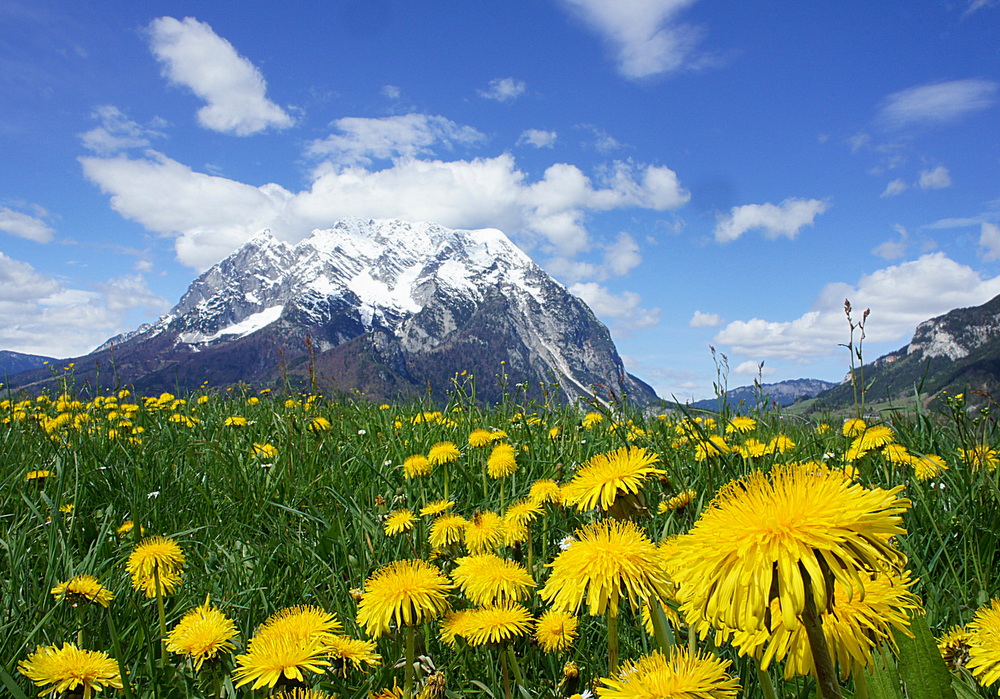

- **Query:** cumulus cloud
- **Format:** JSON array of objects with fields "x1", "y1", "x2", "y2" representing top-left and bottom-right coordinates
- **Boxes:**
[
  {"x1": 979, "y1": 222, "x2": 1000, "y2": 262},
  {"x1": 880, "y1": 179, "x2": 908, "y2": 198},
  {"x1": 147, "y1": 16, "x2": 294, "y2": 135},
  {"x1": 0, "y1": 206, "x2": 55, "y2": 243},
  {"x1": 81, "y1": 147, "x2": 689, "y2": 271},
  {"x1": 518, "y1": 129, "x2": 558, "y2": 148},
  {"x1": 560, "y1": 0, "x2": 704, "y2": 79},
  {"x1": 0, "y1": 252, "x2": 169, "y2": 357},
  {"x1": 733, "y1": 360, "x2": 774, "y2": 377},
  {"x1": 381, "y1": 84, "x2": 401, "y2": 100},
  {"x1": 569, "y1": 281, "x2": 661, "y2": 330},
  {"x1": 918, "y1": 166, "x2": 952, "y2": 190},
  {"x1": 877, "y1": 79, "x2": 998, "y2": 130},
  {"x1": 714, "y1": 252, "x2": 1000, "y2": 361},
  {"x1": 872, "y1": 225, "x2": 909, "y2": 260},
  {"x1": 689, "y1": 310, "x2": 721, "y2": 328},
  {"x1": 307, "y1": 114, "x2": 485, "y2": 166},
  {"x1": 79, "y1": 106, "x2": 164, "y2": 156},
  {"x1": 478, "y1": 77, "x2": 527, "y2": 102},
  {"x1": 714, "y1": 198, "x2": 828, "y2": 243}
]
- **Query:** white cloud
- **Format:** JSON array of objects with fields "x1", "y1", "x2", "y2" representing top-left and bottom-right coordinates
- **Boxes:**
[
  {"x1": 569, "y1": 281, "x2": 661, "y2": 329},
  {"x1": 560, "y1": 0, "x2": 704, "y2": 79},
  {"x1": 603, "y1": 232, "x2": 642, "y2": 276},
  {"x1": 307, "y1": 114, "x2": 485, "y2": 166},
  {"x1": 979, "y1": 222, "x2": 1000, "y2": 262},
  {"x1": 81, "y1": 148, "x2": 689, "y2": 271},
  {"x1": 147, "y1": 16, "x2": 293, "y2": 136},
  {"x1": 714, "y1": 252, "x2": 1000, "y2": 361},
  {"x1": 381, "y1": 84, "x2": 401, "y2": 100},
  {"x1": 963, "y1": 0, "x2": 997, "y2": 18},
  {"x1": 0, "y1": 252, "x2": 169, "y2": 357},
  {"x1": 0, "y1": 206, "x2": 54, "y2": 243},
  {"x1": 714, "y1": 198, "x2": 828, "y2": 243},
  {"x1": 689, "y1": 310, "x2": 721, "y2": 328},
  {"x1": 518, "y1": 129, "x2": 558, "y2": 148},
  {"x1": 877, "y1": 79, "x2": 998, "y2": 130},
  {"x1": 733, "y1": 360, "x2": 775, "y2": 377},
  {"x1": 880, "y1": 179, "x2": 908, "y2": 198},
  {"x1": 79, "y1": 106, "x2": 163, "y2": 156},
  {"x1": 918, "y1": 166, "x2": 952, "y2": 190},
  {"x1": 478, "y1": 77, "x2": 527, "y2": 102},
  {"x1": 872, "y1": 224, "x2": 908, "y2": 260}
]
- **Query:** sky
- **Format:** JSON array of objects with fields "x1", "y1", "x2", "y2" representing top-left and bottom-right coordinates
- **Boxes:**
[{"x1": 1, "y1": 0, "x2": 999, "y2": 401}]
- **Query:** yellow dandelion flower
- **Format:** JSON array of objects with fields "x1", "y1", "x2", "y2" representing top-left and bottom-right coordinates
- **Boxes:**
[
  {"x1": 487, "y1": 442, "x2": 518, "y2": 478},
  {"x1": 51, "y1": 574, "x2": 114, "y2": 608},
  {"x1": 24, "y1": 469, "x2": 54, "y2": 482},
  {"x1": 126, "y1": 536, "x2": 185, "y2": 579},
  {"x1": 440, "y1": 609, "x2": 476, "y2": 647},
  {"x1": 969, "y1": 598, "x2": 1000, "y2": 692},
  {"x1": 224, "y1": 416, "x2": 248, "y2": 427},
  {"x1": 356, "y1": 559, "x2": 453, "y2": 637},
  {"x1": 461, "y1": 602, "x2": 533, "y2": 646},
  {"x1": 560, "y1": 446, "x2": 664, "y2": 512},
  {"x1": 817, "y1": 423, "x2": 831, "y2": 434},
  {"x1": 694, "y1": 435, "x2": 730, "y2": 460},
  {"x1": 232, "y1": 633, "x2": 330, "y2": 690},
  {"x1": 857, "y1": 425, "x2": 895, "y2": 451},
  {"x1": 909, "y1": 453, "x2": 947, "y2": 481},
  {"x1": 658, "y1": 489, "x2": 697, "y2": 514},
  {"x1": 468, "y1": 429, "x2": 494, "y2": 448},
  {"x1": 116, "y1": 520, "x2": 144, "y2": 538},
  {"x1": 429, "y1": 513, "x2": 468, "y2": 548},
  {"x1": 451, "y1": 553, "x2": 535, "y2": 605},
  {"x1": 767, "y1": 434, "x2": 795, "y2": 454},
  {"x1": 253, "y1": 443, "x2": 278, "y2": 459},
  {"x1": 540, "y1": 519, "x2": 672, "y2": 617},
  {"x1": 842, "y1": 418, "x2": 866, "y2": 437},
  {"x1": 582, "y1": 412, "x2": 605, "y2": 429},
  {"x1": 939, "y1": 625, "x2": 973, "y2": 671},
  {"x1": 596, "y1": 647, "x2": 740, "y2": 699},
  {"x1": 384, "y1": 510, "x2": 417, "y2": 535},
  {"x1": 309, "y1": 416, "x2": 331, "y2": 432},
  {"x1": 428, "y1": 441, "x2": 460, "y2": 465},
  {"x1": 881, "y1": 442, "x2": 911, "y2": 465},
  {"x1": 529, "y1": 479, "x2": 562, "y2": 505},
  {"x1": 167, "y1": 596, "x2": 238, "y2": 671},
  {"x1": 326, "y1": 635, "x2": 381, "y2": 669},
  {"x1": 534, "y1": 610, "x2": 578, "y2": 653},
  {"x1": 420, "y1": 499, "x2": 454, "y2": 517},
  {"x1": 18, "y1": 643, "x2": 123, "y2": 699},
  {"x1": 504, "y1": 498, "x2": 542, "y2": 526},
  {"x1": 465, "y1": 511, "x2": 506, "y2": 554},
  {"x1": 256, "y1": 605, "x2": 342, "y2": 646},
  {"x1": 736, "y1": 438, "x2": 768, "y2": 459},
  {"x1": 402, "y1": 454, "x2": 432, "y2": 478},
  {"x1": 132, "y1": 568, "x2": 183, "y2": 598},
  {"x1": 274, "y1": 689, "x2": 336, "y2": 699},
  {"x1": 725, "y1": 416, "x2": 757, "y2": 434},
  {"x1": 669, "y1": 464, "x2": 910, "y2": 636},
  {"x1": 960, "y1": 444, "x2": 1000, "y2": 471}
]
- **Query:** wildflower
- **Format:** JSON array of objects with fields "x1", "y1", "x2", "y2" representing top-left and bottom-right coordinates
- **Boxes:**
[
  {"x1": 468, "y1": 429, "x2": 494, "y2": 448},
  {"x1": 429, "y1": 514, "x2": 468, "y2": 548},
  {"x1": 504, "y1": 498, "x2": 542, "y2": 527},
  {"x1": 694, "y1": 435, "x2": 730, "y2": 460},
  {"x1": 451, "y1": 553, "x2": 535, "y2": 605},
  {"x1": 725, "y1": 416, "x2": 756, "y2": 434},
  {"x1": 51, "y1": 574, "x2": 114, "y2": 608},
  {"x1": 357, "y1": 560, "x2": 452, "y2": 640},
  {"x1": 487, "y1": 442, "x2": 518, "y2": 478},
  {"x1": 253, "y1": 443, "x2": 278, "y2": 459},
  {"x1": 309, "y1": 416, "x2": 331, "y2": 432},
  {"x1": 126, "y1": 536, "x2": 185, "y2": 597},
  {"x1": 167, "y1": 596, "x2": 238, "y2": 670},
  {"x1": 384, "y1": 510, "x2": 417, "y2": 535},
  {"x1": 736, "y1": 438, "x2": 768, "y2": 459},
  {"x1": 419, "y1": 499, "x2": 454, "y2": 517},
  {"x1": 402, "y1": 454, "x2": 432, "y2": 478},
  {"x1": 224, "y1": 416, "x2": 248, "y2": 427},
  {"x1": 842, "y1": 418, "x2": 866, "y2": 437},
  {"x1": 325, "y1": 635, "x2": 381, "y2": 669},
  {"x1": 669, "y1": 464, "x2": 910, "y2": 637},
  {"x1": 529, "y1": 479, "x2": 562, "y2": 505},
  {"x1": 909, "y1": 453, "x2": 947, "y2": 481},
  {"x1": 658, "y1": 489, "x2": 697, "y2": 514},
  {"x1": 427, "y1": 442, "x2": 460, "y2": 466},
  {"x1": 534, "y1": 610, "x2": 578, "y2": 653},
  {"x1": 596, "y1": 648, "x2": 740, "y2": 699},
  {"x1": 18, "y1": 643, "x2": 123, "y2": 699},
  {"x1": 939, "y1": 625, "x2": 973, "y2": 671},
  {"x1": 968, "y1": 598, "x2": 1000, "y2": 692},
  {"x1": 560, "y1": 446, "x2": 664, "y2": 512},
  {"x1": 440, "y1": 609, "x2": 476, "y2": 647},
  {"x1": 233, "y1": 633, "x2": 330, "y2": 690},
  {"x1": 460, "y1": 602, "x2": 533, "y2": 646},
  {"x1": 582, "y1": 412, "x2": 604, "y2": 429},
  {"x1": 857, "y1": 425, "x2": 895, "y2": 451},
  {"x1": 540, "y1": 519, "x2": 672, "y2": 617},
  {"x1": 464, "y1": 511, "x2": 506, "y2": 554},
  {"x1": 960, "y1": 444, "x2": 1000, "y2": 471}
]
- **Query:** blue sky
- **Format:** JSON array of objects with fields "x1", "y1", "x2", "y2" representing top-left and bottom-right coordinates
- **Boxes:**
[{"x1": 1, "y1": 0, "x2": 998, "y2": 401}]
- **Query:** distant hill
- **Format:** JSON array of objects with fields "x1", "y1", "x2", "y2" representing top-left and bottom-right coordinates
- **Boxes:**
[
  {"x1": 810, "y1": 293, "x2": 1000, "y2": 411},
  {"x1": 689, "y1": 378, "x2": 837, "y2": 412},
  {"x1": 0, "y1": 350, "x2": 57, "y2": 379}
]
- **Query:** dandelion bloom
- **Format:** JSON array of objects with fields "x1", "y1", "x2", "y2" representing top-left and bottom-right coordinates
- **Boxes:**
[
  {"x1": 960, "y1": 445, "x2": 1000, "y2": 471},
  {"x1": 464, "y1": 511, "x2": 506, "y2": 554},
  {"x1": 694, "y1": 435, "x2": 730, "y2": 461},
  {"x1": 127, "y1": 536, "x2": 185, "y2": 596},
  {"x1": 18, "y1": 643, "x2": 123, "y2": 699},
  {"x1": 529, "y1": 479, "x2": 562, "y2": 505},
  {"x1": 402, "y1": 454, "x2": 432, "y2": 478},
  {"x1": 856, "y1": 425, "x2": 895, "y2": 451},
  {"x1": 534, "y1": 610, "x2": 579, "y2": 653},
  {"x1": 968, "y1": 598, "x2": 1000, "y2": 692},
  {"x1": 257, "y1": 605, "x2": 342, "y2": 645},
  {"x1": 561, "y1": 446, "x2": 664, "y2": 512},
  {"x1": 233, "y1": 633, "x2": 331, "y2": 690},
  {"x1": 938, "y1": 625, "x2": 973, "y2": 672},
  {"x1": 487, "y1": 442, "x2": 518, "y2": 478},
  {"x1": 468, "y1": 429, "x2": 494, "y2": 448},
  {"x1": 725, "y1": 416, "x2": 756, "y2": 434},
  {"x1": 428, "y1": 442, "x2": 461, "y2": 466},
  {"x1": 540, "y1": 519, "x2": 672, "y2": 617},
  {"x1": 384, "y1": 510, "x2": 417, "y2": 535},
  {"x1": 24, "y1": 469, "x2": 53, "y2": 482},
  {"x1": 51, "y1": 574, "x2": 114, "y2": 608},
  {"x1": 253, "y1": 443, "x2": 278, "y2": 459},
  {"x1": 420, "y1": 499, "x2": 455, "y2": 517},
  {"x1": 582, "y1": 412, "x2": 605, "y2": 429},
  {"x1": 504, "y1": 498, "x2": 543, "y2": 527},
  {"x1": 166, "y1": 597, "x2": 239, "y2": 670},
  {"x1": 736, "y1": 439, "x2": 768, "y2": 459},
  {"x1": 429, "y1": 513, "x2": 469, "y2": 548},
  {"x1": 326, "y1": 635, "x2": 381, "y2": 669},
  {"x1": 452, "y1": 553, "x2": 535, "y2": 605},
  {"x1": 356, "y1": 559, "x2": 453, "y2": 638},
  {"x1": 669, "y1": 464, "x2": 910, "y2": 636},
  {"x1": 658, "y1": 490, "x2": 697, "y2": 514},
  {"x1": 842, "y1": 418, "x2": 866, "y2": 437},
  {"x1": 224, "y1": 416, "x2": 248, "y2": 427},
  {"x1": 596, "y1": 648, "x2": 740, "y2": 699},
  {"x1": 440, "y1": 609, "x2": 476, "y2": 647},
  {"x1": 460, "y1": 602, "x2": 533, "y2": 646},
  {"x1": 309, "y1": 416, "x2": 332, "y2": 432}
]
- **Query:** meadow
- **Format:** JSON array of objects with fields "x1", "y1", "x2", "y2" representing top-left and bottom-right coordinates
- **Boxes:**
[{"x1": 2, "y1": 367, "x2": 1000, "y2": 699}]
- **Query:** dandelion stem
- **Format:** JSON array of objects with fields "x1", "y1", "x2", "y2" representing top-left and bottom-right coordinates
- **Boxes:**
[
  {"x1": 755, "y1": 658, "x2": 778, "y2": 699},
  {"x1": 153, "y1": 563, "x2": 168, "y2": 667},
  {"x1": 801, "y1": 567, "x2": 842, "y2": 699},
  {"x1": 403, "y1": 624, "x2": 417, "y2": 699},
  {"x1": 501, "y1": 646, "x2": 512, "y2": 699},
  {"x1": 607, "y1": 605, "x2": 620, "y2": 674}
]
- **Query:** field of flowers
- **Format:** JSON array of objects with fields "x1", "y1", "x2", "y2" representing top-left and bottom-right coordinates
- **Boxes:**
[{"x1": 2, "y1": 370, "x2": 1000, "y2": 699}]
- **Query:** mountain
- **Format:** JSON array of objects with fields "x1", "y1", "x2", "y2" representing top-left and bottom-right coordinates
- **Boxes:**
[
  {"x1": 811, "y1": 293, "x2": 1000, "y2": 411},
  {"x1": 689, "y1": 378, "x2": 837, "y2": 412},
  {"x1": 11, "y1": 218, "x2": 658, "y2": 406},
  {"x1": 0, "y1": 350, "x2": 57, "y2": 378}
]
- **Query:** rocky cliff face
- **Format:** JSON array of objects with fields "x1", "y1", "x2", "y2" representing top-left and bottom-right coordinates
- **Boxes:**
[{"x1": 43, "y1": 218, "x2": 657, "y2": 405}]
